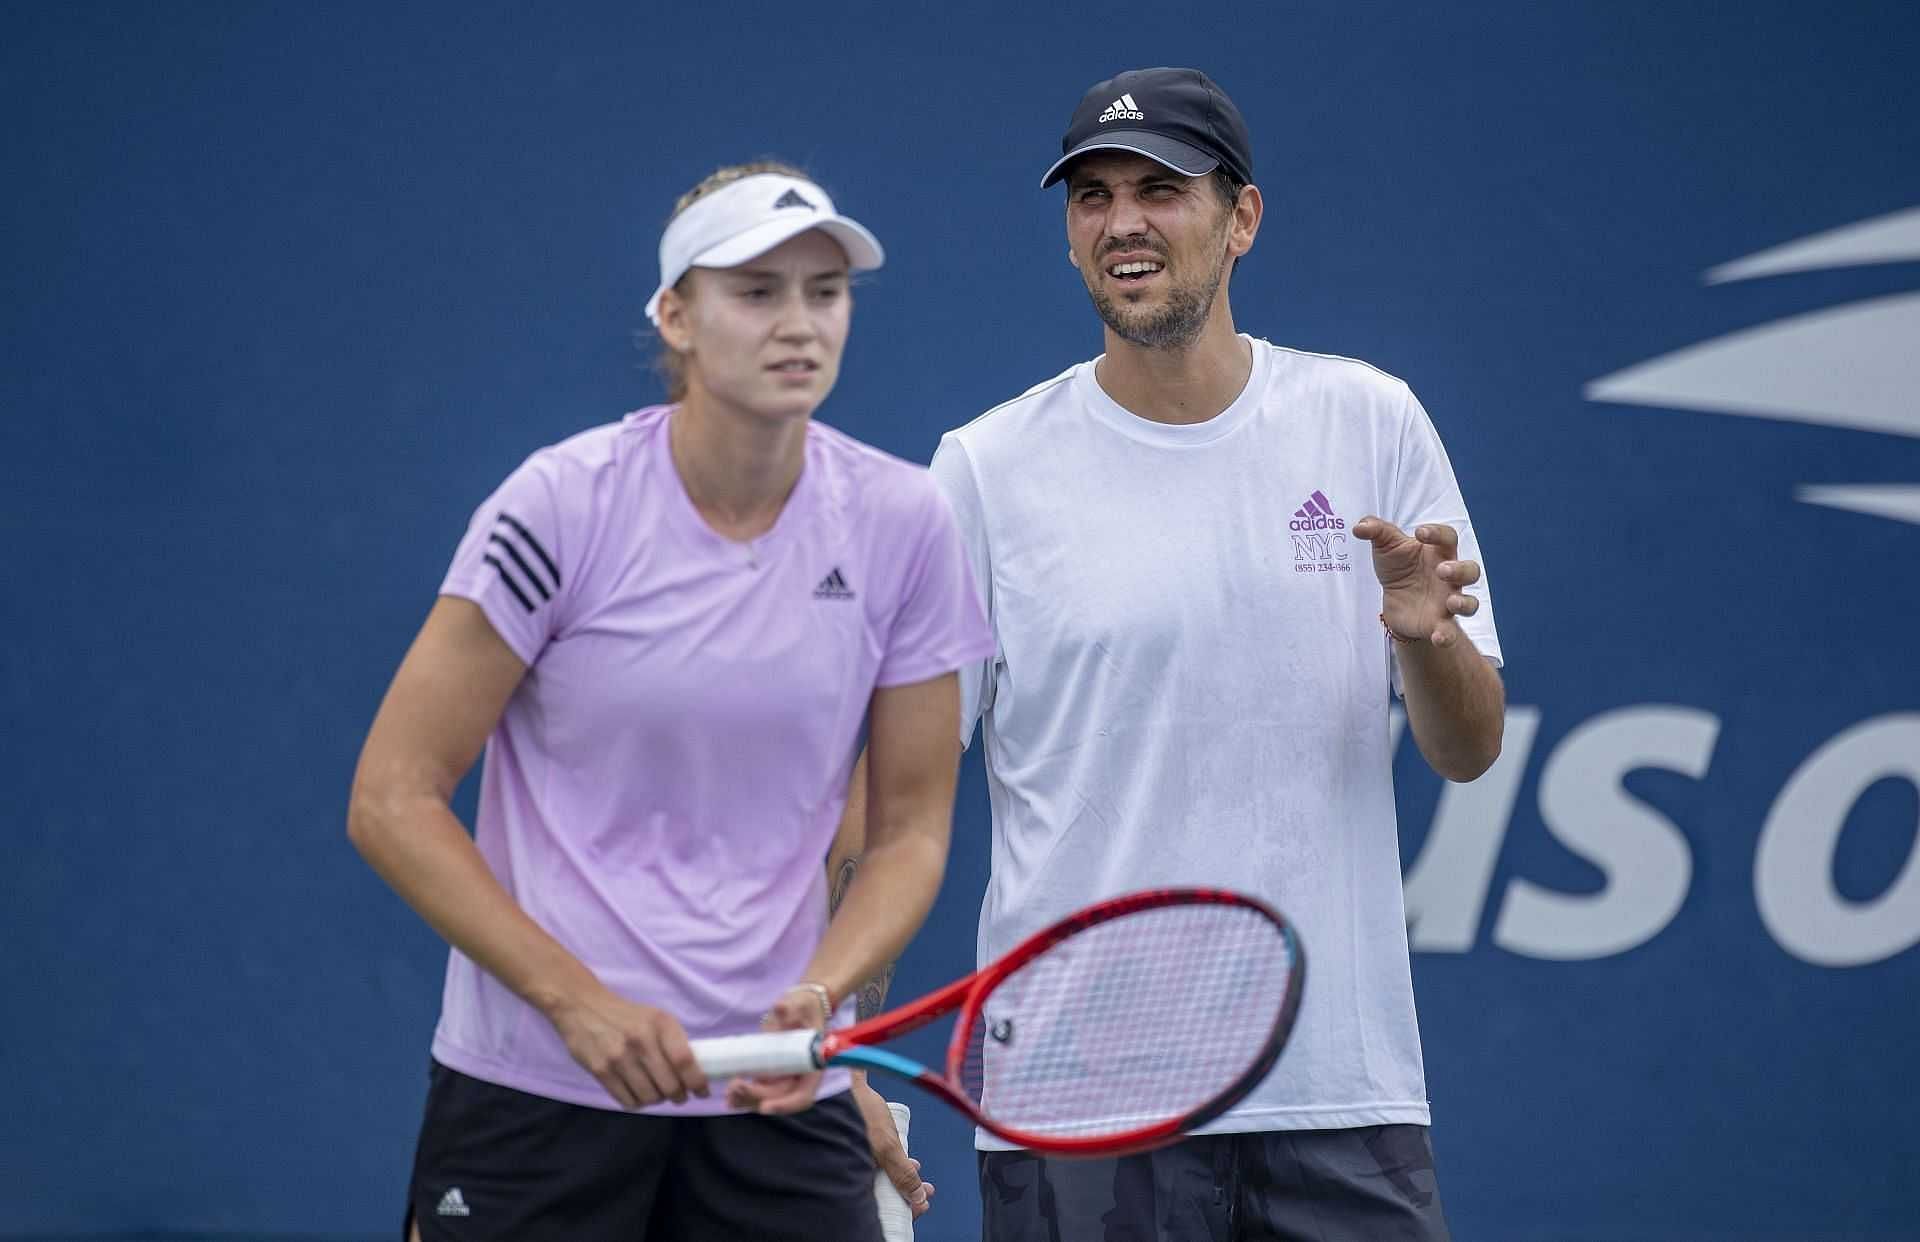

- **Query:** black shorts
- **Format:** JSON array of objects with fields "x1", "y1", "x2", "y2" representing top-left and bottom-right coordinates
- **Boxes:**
[
  {"x1": 405, "y1": 1060, "x2": 883, "y2": 1242},
  {"x1": 979, "y1": 1124, "x2": 1449, "y2": 1242}
]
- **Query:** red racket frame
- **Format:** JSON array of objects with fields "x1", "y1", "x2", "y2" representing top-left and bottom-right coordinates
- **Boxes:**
[{"x1": 821, "y1": 886, "x2": 1305, "y2": 1157}]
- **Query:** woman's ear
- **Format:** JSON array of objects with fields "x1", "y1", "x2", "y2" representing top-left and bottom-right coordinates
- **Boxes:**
[{"x1": 655, "y1": 284, "x2": 694, "y2": 355}]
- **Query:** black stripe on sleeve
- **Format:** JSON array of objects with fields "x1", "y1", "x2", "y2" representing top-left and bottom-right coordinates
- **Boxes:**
[
  {"x1": 495, "y1": 512, "x2": 561, "y2": 590},
  {"x1": 488, "y1": 533, "x2": 551, "y2": 601},
  {"x1": 482, "y1": 554, "x2": 537, "y2": 613}
]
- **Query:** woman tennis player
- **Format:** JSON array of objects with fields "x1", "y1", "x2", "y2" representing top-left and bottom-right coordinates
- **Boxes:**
[{"x1": 348, "y1": 161, "x2": 991, "y2": 1241}]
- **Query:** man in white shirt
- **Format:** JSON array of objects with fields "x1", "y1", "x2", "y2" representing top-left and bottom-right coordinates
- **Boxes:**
[{"x1": 931, "y1": 67, "x2": 1505, "y2": 1241}]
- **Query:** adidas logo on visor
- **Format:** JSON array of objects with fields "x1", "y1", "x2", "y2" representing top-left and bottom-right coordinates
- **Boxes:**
[
  {"x1": 772, "y1": 188, "x2": 816, "y2": 210},
  {"x1": 1097, "y1": 93, "x2": 1144, "y2": 123}
]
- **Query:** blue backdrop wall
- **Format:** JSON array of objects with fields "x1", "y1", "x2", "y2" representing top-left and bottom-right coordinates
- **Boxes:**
[{"x1": 4, "y1": 3, "x2": 1917, "y2": 1239}]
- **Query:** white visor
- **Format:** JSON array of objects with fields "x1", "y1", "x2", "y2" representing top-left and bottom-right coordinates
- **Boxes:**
[{"x1": 644, "y1": 173, "x2": 884, "y2": 324}]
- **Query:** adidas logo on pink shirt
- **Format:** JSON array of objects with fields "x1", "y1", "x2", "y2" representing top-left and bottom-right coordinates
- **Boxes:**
[{"x1": 813, "y1": 567, "x2": 855, "y2": 600}]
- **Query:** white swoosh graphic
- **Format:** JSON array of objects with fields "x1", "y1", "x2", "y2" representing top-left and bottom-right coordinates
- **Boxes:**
[
  {"x1": 1584, "y1": 292, "x2": 1920, "y2": 439},
  {"x1": 1588, "y1": 209, "x2": 1920, "y2": 526},
  {"x1": 1707, "y1": 206, "x2": 1920, "y2": 284},
  {"x1": 1795, "y1": 485, "x2": 1920, "y2": 525}
]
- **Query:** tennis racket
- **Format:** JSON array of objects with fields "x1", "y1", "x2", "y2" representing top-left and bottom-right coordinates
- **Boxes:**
[{"x1": 691, "y1": 887, "x2": 1304, "y2": 1157}]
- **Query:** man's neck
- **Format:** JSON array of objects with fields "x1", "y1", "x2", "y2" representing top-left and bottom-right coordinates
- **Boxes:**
[{"x1": 1093, "y1": 313, "x2": 1253, "y2": 426}]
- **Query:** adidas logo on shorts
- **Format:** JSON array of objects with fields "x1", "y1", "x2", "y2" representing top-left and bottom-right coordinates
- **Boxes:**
[{"x1": 437, "y1": 1187, "x2": 471, "y2": 1217}]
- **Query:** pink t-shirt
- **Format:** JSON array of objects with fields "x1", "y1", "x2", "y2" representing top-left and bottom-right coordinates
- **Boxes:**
[{"x1": 430, "y1": 405, "x2": 993, "y2": 1113}]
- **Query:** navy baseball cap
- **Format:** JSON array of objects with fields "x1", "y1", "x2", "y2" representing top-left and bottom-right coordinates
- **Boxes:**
[{"x1": 1041, "y1": 67, "x2": 1254, "y2": 189}]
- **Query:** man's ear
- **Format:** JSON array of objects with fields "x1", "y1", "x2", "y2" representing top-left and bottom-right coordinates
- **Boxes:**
[{"x1": 1228, "y1": 184, "x2": 1264, "y2": 260}]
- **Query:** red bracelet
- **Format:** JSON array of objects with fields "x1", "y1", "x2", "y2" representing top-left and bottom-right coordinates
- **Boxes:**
[{"x1": 1380, "y1": 612, "x2": 1423, "y2": 645}]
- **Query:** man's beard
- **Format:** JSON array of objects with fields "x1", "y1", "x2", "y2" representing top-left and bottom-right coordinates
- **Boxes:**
[{"x1": 1083, "y1": 239, "x2": 1229, "y2": 350}]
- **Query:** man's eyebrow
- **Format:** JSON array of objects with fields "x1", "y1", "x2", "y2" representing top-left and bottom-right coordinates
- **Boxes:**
[{"x1": 1069, "y1": 171, "x2": 1186, "y2": 191}]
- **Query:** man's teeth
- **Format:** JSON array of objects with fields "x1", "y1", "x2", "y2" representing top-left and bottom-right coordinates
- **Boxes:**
[{"x1": 1109, "y1": 261, "x2": 1163, "y2": 276}]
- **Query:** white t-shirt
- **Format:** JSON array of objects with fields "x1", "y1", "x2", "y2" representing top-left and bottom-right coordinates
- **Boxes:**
[{"x1": 929, "y1": 336, "x2": 1502, "y2": 1140}]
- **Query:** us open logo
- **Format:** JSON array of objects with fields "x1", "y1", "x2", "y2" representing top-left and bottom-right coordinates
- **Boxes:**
[
  {"x1": 1396, "y1": 206, "x2": 1920, "y2": 969},
  {"x1": 1586, "y1": 204, "x2": 1920, "y2": 527}
]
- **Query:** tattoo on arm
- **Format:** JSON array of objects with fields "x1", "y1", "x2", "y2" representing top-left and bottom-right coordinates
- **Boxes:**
[
  {"x1": 827, "y1": 854, "x2": 897, "y2": 1022},
  {"x1": 830, "y1": 856, "x2": 858, "y2": 915},
  {"x1": 857, "y1": 961, "x2": 895, "y2": 1023}
]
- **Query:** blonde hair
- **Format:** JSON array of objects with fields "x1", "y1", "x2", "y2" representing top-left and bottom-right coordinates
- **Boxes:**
[{"x1": 652, "y1": 160, "x2": 812, "y2": 402}]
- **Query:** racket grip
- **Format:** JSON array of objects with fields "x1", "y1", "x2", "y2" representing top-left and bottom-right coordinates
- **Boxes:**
[
  {"x1": 688, "y1": 1029, "x2": 821, "y2": 1077},
  {"x1": 874, "y1": 1101, "x2": 914, "y2": 1242}
]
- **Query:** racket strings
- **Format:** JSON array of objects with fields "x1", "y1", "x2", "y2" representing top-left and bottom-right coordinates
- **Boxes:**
[{"x1": 957, "y1": 901, "x2": 1297, "y2": 1140}]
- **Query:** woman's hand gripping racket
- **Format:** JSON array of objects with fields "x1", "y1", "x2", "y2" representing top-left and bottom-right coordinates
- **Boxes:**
[{"x1": 692, "y1": 888, "x2": 1304, "y2": 1157}]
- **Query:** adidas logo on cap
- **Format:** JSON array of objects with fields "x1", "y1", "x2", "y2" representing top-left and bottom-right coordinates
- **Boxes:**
[
  {"x1": 772, "y1": 188, "x2": 816, "y2": 210},
  {"x1": 1097, "y1": 93, "x2": 1143, "y2": 123}
]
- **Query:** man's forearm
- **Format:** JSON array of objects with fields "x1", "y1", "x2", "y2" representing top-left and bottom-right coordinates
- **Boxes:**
[{"x1": 1397, "y1": 635, "x2": 1505, "y2": 781}]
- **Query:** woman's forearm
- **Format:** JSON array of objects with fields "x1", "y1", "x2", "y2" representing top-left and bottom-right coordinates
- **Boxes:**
[
  {"x1": 803, "y1": 826, "x2": 946, "y2": 1009},
  {"x1": 349, "y1": 790, "x2": 600, "y2": 1018}
]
